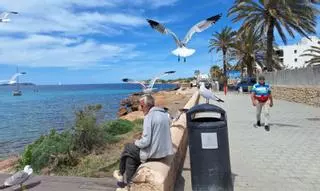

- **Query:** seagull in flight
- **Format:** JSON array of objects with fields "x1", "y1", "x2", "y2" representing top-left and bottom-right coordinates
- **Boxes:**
[
  {"x1": 0, "y1": 72, "x2": 26, "y2": 85},
  {"x1": 199, "y1": 83, "x2": 224, "y2": 104},
  {"x1": 146, "y1": 14, "x2": 222, "y2": 62},
  {"x1": 0, "y1": 11, "x2": 19, "y2": 23},
  {"x1": 122, "y1": 71, "x2": 176, "y2": 94},
  {"x1": 2, "y1": 165, "x2": 33, "y2": 189}
]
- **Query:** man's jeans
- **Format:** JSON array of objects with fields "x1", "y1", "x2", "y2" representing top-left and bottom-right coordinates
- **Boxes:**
[
  {"x1": 119, "y1": 143, "x2": 141, "y2": 183},
  {"x1": 256, "y1": 101, "x2": 270, "y2": 126}
]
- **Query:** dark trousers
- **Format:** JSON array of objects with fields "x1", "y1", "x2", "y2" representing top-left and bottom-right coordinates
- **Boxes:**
[{"x1": 119, "y1": 143, "x2": 141, "y2": 183}]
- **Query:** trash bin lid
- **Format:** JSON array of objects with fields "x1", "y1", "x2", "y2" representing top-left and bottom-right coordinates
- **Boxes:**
[
  {"x1": 187, "y1": 103, "x2": 226, "y2": 122},
  {"x1": 187, "y1": 103, "x2": 225, "y2": 115}
]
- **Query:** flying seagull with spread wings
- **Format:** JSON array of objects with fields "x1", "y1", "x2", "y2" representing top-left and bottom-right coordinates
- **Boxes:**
[
  {"x1": 1, "y1": 165, "x2": 33, "y2": 189},
  {"x1": 0, "y1": 11, "x2": 18, "y2": 23},
  {"x1": 146, "y1": 14, "x2": 222, "y2": 62},
  {"x1": 0, "y1": 72, "x2": 26, "y2": 85},
  {"x1": 122, "y1": 71, "x2": 176, "y2": 94}
]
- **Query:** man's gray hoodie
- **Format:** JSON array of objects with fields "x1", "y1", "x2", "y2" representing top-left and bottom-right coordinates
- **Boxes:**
[{"x1": 134, "y1": 107, "x2": 174, "y2": 163}]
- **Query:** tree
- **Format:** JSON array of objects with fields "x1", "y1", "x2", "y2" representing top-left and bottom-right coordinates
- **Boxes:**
[
  {"x1": 301, "y1": 45, "x2": 320, "y2": 66},
  {"x1": 209, "y1": 26, "x2": 236, "y2": 78},
  {"x1": 231, "y1": 28, "x2": 264, "y2": 77},
  {"x1": 210, "y1": 65, "x2": 223, "y2": 79},
  {"x1": 228, "y1": 0, "x2": 319, "y2": 71},
  {"x1": 194, "y1": 70, "x2": 200, "y2": 78}
]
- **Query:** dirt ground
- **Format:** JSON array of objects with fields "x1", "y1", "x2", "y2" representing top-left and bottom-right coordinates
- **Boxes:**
[{"x1": 121, "y1": 87, "x2": 196, "y2": 121}]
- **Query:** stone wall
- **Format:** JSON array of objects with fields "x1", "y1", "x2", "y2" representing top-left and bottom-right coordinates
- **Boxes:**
[
  {"x1": 271, "y1": 86, "x2": 320, "y2": 107},
  {"x1": 130, "y1": 91, "x2": 199, "y2": 191},
  {"x1": 263, "y1": 66, "x2": 320, "y2": 86}
]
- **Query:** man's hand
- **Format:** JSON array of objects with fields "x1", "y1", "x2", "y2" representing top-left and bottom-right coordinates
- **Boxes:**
[
  {"x1": 269, "y1": 102, "x2": 273, "y2": 107},
  {"x1": 252, "y1": 101, "x2": 257, "y2": 106}
]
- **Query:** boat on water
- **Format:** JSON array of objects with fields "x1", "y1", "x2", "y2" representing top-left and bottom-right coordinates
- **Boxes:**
[
  {"x1": 12, "y1": 67, "x2": 22, "y2": 96},
  {"x1": 12, "y1": 89, "x2": 22, "y2": 96}
]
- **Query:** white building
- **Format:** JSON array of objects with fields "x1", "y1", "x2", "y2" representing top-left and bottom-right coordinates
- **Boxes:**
[{"x1": 277, "y1": 36, "x2": 320, "y2": 69}]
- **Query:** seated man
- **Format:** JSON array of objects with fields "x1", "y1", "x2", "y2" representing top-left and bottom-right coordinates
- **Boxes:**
[{"x1": 113, "y1": 95, "x2": 174, "y2": 190}]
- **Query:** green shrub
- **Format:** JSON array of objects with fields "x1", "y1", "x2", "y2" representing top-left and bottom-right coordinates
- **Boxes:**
[
  {"x1": 19, "y1": 104, "x2": 139, "y2": 173},
  {"x1": 19, "y1": 129, "x2": 73, "y2": 173},
  {"x1": 73, "y1": 104, "x2": 105, "y2": 153},
  {"x1": 103, "y1": 119, "x2": 134, "y2": 136}
]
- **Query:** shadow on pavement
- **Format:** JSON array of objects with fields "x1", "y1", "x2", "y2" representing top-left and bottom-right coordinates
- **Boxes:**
[
  {"x1": 13, "y1": 181, "x2": 41, "y2": 191},
  {"x1": 269, "y1": 123, "x2": 300, "y2": 128}
]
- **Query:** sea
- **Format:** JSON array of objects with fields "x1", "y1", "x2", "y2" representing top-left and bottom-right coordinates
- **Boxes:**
[{"x1": 0, "y1": 83, "x2": 177, "y2": 158}]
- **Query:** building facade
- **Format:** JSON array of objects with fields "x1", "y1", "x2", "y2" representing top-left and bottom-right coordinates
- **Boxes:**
[{"x1": 277, "y1": 36, "x2": 320, "y2": 69}]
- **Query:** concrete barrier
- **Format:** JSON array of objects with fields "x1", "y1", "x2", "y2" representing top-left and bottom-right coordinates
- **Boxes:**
[{"x1": 130, "y1": 91, "x2": 199, "y2": 191}]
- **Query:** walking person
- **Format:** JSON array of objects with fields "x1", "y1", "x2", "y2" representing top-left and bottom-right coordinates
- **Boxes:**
[
  {"x1": 113, "y1": 95, "x2": 174, "y2": 190},
  {"x1": 251, "y1": 75, "x2": 273, "y2": 131}
]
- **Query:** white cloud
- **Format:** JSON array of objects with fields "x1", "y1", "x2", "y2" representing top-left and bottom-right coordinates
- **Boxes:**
[
  {"x1": 0, "y1": 0, "x2": 147, "y2": 68},
  {"x1": 0, "y1": 0, "x2": 147, "y2": 36},
  {"x1": 130, "y1": 0, "x2": 179, "y2": 8},
  {"x1": 0, "y1": 35, "x2": 140, "y2": 67},
  {"x1": 0, "y1": 0, "x2": 181, "y2": 68}
]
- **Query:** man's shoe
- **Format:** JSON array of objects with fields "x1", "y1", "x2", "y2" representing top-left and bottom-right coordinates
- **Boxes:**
[
  {"x1": 265, "y1": 125, "x2": 270, "y2": 131},
  {"x1": 113, "y1": 170, "x2": 127, "y2": 188},
  {"x1": 116, "y1": 186, "x2": 128, "y2": 191},
  {"x1": 257, "y1": 121, "x2": 261, "y2": 127},
  {"x1": 113, "y1": 170, "x2": 124, "y2": 182}
]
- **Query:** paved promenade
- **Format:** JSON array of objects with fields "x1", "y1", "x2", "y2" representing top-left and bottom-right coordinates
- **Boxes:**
[{"x1": 176, "y1": 92, "x2": 320, "y2": 191}]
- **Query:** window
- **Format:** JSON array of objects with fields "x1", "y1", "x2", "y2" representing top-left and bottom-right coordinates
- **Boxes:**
[
  {"x1": 276, "y1": 50, "x2": 284, "y2": 57},
  {"x1": 280, "y1": 58, "x2": 283, "y2": 63},
  {"x1": 294, "y1": 58, "x2": 298, "y2": 62},
  {"x1": 294, "y1": 50, "x2": 297, "y2": 54}
]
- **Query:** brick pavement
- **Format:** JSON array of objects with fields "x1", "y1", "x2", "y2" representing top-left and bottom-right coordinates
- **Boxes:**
[{"x1": 176, "y1": 92, "x2": 320, "y2": 191}]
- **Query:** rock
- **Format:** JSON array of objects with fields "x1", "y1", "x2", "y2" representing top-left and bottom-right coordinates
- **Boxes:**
[
  {"x1": 118, "y1": 107, "x2": 128, "y2": 117},
  {"x1": 120, "y1": 111, "x2": 144, "y2": 121},
  {"x1": 129, "y1": 95, "x2": 141, "y2": 111}
]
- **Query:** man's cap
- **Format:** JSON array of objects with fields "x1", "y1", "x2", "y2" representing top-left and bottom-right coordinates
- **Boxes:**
[{"x1": 258, "y1": 75, "x2": 265, "y2": 80}]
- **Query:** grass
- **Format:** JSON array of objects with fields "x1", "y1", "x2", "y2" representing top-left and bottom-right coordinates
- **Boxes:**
[
  {"x1": 16, "y1": 104, "x2": 144, "y2": 177},
  {"x1": 53, "y1": 119, "x2": 143, "y2": 177}
]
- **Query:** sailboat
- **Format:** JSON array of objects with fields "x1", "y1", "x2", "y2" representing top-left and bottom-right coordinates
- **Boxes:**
[{"x1": 12, "y1": 67, "x2": 22, "y2": 96}]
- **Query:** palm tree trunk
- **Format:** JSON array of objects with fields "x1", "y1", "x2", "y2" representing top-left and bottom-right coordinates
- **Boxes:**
[
  {"x1": 223, "y1": 49, "x2": 227, "y2": 77},
  {"x1": 247, "y1": 57, "x2": 254, "y2": 77},
  {"x1": 266, "y1": 18, "x2": 275, "y2": 71}
]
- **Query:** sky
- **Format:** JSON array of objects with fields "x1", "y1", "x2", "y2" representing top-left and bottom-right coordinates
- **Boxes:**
[{"x1": 0, "y1": 0, "x2": 319, "y2": 85}]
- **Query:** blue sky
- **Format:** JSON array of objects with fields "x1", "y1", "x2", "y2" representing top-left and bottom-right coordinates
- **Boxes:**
[{"x1": 0, "y1": 0, "x2": 319, "y2": 85}]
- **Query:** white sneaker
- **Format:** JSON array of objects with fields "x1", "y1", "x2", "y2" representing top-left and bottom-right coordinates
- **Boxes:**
[
  {"x1": 113, "y1": 170, "x2": 124, "y2": 182},
  {"x1": 116, "y1": 187, "x2": 128, "y2": 191}
]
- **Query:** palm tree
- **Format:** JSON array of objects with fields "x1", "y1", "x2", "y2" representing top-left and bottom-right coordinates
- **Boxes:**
[
  {"x1": 231, "y1": 28, "x2": 264, "y2": 77},
  {"x1": 209, "y1": 26, "x2": 236, "y2": 77},
  {"x1": 210, "y1": 65, "x2": 223, "y2": 79},
  {"x1": 194, "y1": 70, "x2": 200, "y2": 78},
  {"x1": 301, "y1": 46, "x2": 320, "y2": 66},
  {"x1": 228, "y1": 0, "x2": 319, "y2": 71}
]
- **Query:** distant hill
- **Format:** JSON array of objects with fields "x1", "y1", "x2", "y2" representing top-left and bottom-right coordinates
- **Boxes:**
[
  {"x1": 144, "y1": 77, "x2": 195, "y2": 84},
  {"x1": 0, "y1": 83, "x2": 36, "y2": 86}
]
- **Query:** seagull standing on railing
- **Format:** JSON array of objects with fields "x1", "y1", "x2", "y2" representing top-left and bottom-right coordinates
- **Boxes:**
[
  {"x1": 146, "y1": 14, "x2": 221, "y2": 62},
  {"x1": 122, "y1": 71, "x2": 176, "y2": 94},
  {"x1": 0, "y1": 11, "x2": 18, "y2": 23},
  {"x1": 199, "y1": 83, "x2": 224, "y2": 104},
  {"x1": 1, "y1": 165, "x2": 33, "y2": 190}
]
